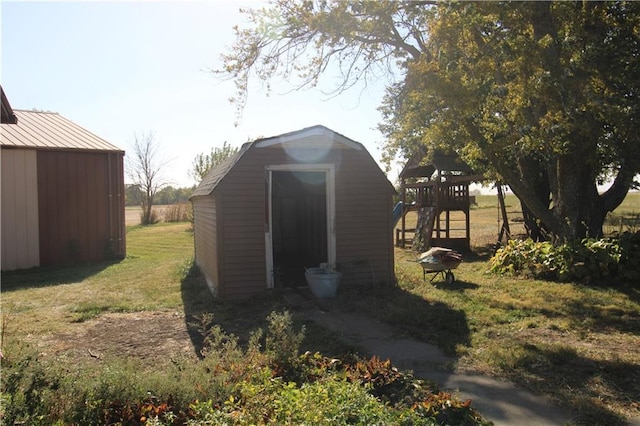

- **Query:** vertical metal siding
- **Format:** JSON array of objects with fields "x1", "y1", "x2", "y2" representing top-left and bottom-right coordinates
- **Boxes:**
[
  {"x1": 1, "y1": 149, "x2": 40, "y2": 270},
  {"x1": 36, "y1": 150, "x2": 124, "y2": 266},
  {"x1": 110, "y1": 152, "x2": 126, "y2": 259}
]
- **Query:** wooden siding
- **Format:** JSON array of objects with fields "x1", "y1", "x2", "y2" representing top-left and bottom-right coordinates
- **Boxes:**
[
  {"x1": 1, "y1": 149, "x2": 40, "y2": 270},
  {"x1": 36, "y1": 151, "x2": 125, "y2": 266},
  {"x1": 216, "y1": 142, "x2": 394, "y2": 296},
  {"x1": 334, "y1": 149, "x2": 394, "y2": 285},
  {"x1": 191, "y1": 130, "x2": 396, "y2": 298},
  {"x1": 218, "y1": 184, "x2": 268, "y2": 298},
  {"x1": 192, "y1": 195, "x2": 220, "y2": 295}
]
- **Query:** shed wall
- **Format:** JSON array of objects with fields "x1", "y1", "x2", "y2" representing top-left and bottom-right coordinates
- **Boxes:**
[
  {"x1": 334, "y1": 149, "x2": 395, "y2": 285},
  {"x1": 217, "y1": 185, "x2": 268, "y2": 298},
  {"x1": 193, "y1": 195, "x2": 220, "y2": 295},
  {"x1": 214, "y1": 143, "x2": 394, "y2": 297},
  {"x1": 36, "y1": 150, "x2": 125, "y2": 266},
  {"x1": 1, "y1": 149, "x2": 40, "y2": 270}
]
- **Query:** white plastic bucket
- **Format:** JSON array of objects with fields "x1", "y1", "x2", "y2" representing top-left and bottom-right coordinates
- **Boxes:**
[{"x1": 305, "y1": 269, "x2": 342, "y2": 298}]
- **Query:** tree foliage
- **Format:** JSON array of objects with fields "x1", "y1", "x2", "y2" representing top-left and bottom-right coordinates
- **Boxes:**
[
  {"x1": 190, "y1": 141, "x2": 239, "y2": 183},
  {"x1": 126, "y1": 132, "x2": 170, "y2": 225},
  {"x1": 125, "y1": 184, "x2": 194, "y2": 207},
  {"x1": 219, "y1": 0, "x2": 640, "y2": 241}
]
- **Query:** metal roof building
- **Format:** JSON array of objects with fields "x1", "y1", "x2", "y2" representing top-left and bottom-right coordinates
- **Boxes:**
[
  {"x1": 1, "y1": 106, "x2": 125, "y2": 270},
  {"x1": 1, "y1": 110, "x2": 123, "y2": 152}
]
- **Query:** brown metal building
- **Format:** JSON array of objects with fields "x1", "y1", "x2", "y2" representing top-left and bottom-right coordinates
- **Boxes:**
[
  {"x1": 190, "y1": 125, "x2": 396, "y2": 298},
  {"x1": 1, "y1": 106, "x2": 125, "y2": 270}
]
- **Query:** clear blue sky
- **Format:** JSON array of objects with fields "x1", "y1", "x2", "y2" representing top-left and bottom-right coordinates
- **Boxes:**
[{"x1": 1, "y1": 1, "x2": 393, "y2": 187}]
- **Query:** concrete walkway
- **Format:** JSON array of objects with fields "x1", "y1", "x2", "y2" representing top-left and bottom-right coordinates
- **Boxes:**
[{"x1": 285, "y1": 291, "x2": 576, "y2": 425}]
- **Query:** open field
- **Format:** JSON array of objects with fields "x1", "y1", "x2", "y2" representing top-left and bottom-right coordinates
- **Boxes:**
[
  {"x1": 401, "y1": 191, "x2": 640, "y2": 250},
  {"x1": 2, "y1": 192, "x2": 639, "y2": 424},
  {"x1": 125, "y1": 205, "x2": 175, "y2": 226}
]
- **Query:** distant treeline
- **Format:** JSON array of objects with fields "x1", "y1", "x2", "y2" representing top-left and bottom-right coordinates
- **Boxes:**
[{"x1": 125, "y1": 184, "x2": 195, "y2": 207}]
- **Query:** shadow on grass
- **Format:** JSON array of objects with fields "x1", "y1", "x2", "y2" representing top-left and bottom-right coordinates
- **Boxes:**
[
  {"x1": 564, "y1": 296, "x2": 640, "y2": 335},
  {"x1": 180, "y1": 262, "x2": 302, "y2": 358},
  {"x1": 506, "y1": 341, "x2": 639, "y2": 425},
  {"x1": 618, "y1": 284, "x2": 640, "y2": 305},
  {"x1": 432, "y1": 279, "x2": 479, "y2": 291},
  {"x1": 466, "y1": 244, "x2": 499, "y2": 262},
  {"x1": 180, "y1": 260, "x2": 471, "y2": 360},
  {"x1": 336, "y1": 282, "x2": 471, "y2": 357},
  {"x1": 0, "y1": 260, "x2": 120, "y2": 292}
]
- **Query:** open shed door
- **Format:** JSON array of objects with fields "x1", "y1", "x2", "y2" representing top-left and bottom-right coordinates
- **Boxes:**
[{"x1": 266, "y1": 165, "x2": 335, "y2": 288}]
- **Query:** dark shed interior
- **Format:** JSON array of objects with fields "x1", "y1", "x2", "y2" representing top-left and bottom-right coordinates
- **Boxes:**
[{"x1": 271, "y1": 171, "x2": 328, "y2": 286}]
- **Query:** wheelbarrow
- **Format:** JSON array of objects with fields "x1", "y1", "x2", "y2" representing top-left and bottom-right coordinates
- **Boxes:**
[{"x1": 417, "y1": 247, "x2": 463, "y2": 284}]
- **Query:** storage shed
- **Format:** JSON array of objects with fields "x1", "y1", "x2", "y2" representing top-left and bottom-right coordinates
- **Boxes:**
[
  {"x1": 190, "y1": 125, "x2": 396, "y2": 298},
  {"x1": 1, "y1": 102, "x2": 125, "y2": 270}
]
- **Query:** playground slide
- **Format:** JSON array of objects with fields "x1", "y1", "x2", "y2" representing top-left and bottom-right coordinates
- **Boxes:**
[{"x1": 392, "y1": 201, "x2": 403, "y2": 228}]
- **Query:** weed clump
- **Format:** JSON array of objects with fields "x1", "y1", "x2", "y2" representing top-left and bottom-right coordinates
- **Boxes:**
[{"x1": 0, "y1": 310, "x2": 490, "y2": 425}]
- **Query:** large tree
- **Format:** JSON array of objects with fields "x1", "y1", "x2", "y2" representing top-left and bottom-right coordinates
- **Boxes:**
[
  {"x1": 127, "y1": 132, "x2": 169, "y2": 225},
  {"x1": 221, "y1": 1, "x2": 640, "y2": 241}
]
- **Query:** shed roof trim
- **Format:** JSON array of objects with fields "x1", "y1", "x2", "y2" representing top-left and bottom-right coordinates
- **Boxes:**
[
  {"x1": 189, "y1": 143, "x2": 250, "y2": 198},
  {"x1": 1, "y1": 110, "x2": 123, "y2": 152},
  {"x1": 255, "y1": 125, "x2": 362, "y2": 150}
]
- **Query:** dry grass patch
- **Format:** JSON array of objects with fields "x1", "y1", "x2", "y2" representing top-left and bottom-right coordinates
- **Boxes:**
[{"x1": 1, "y1": 223, "x2": 194, "y2": 339}]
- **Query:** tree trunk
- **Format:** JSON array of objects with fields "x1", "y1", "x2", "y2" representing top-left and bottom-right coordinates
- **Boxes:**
[
  {"x1": 517, "y1": 156, "x2": 551, "y2": 241},
  {"x1": 552, "y1": 154, "x2": 605, "y2": 241}
]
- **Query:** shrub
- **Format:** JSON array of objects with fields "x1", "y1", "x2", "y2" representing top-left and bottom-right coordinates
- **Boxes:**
[
  {"x1": 163, "y1": 203, "x2": 193, "y2": 223},
  {"x1": 489, "y1": 231, "x2": 640, "y2": 285},
  {"x1": 140, "y1": 207, "x2": 160, "y2": 225},
  {"x1": 265, "y1": 310, "x2": 305, "y2": 373}
]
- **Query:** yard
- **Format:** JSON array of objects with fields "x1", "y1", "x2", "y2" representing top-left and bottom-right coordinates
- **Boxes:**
[{"x1": 1, "y1": 193, "x2": 639, "y2": 424}]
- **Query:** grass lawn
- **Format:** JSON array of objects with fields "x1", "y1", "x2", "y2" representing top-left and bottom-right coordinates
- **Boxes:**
[
  {"x1": 1, "y1": 193, "x2": 639, "y2": 424},
  {"x1": 349, "y1": 249, "x2": 640, "y2": 424},
  {"x1": 1, "y1": 223, "x2": 194, "y2": 337}
]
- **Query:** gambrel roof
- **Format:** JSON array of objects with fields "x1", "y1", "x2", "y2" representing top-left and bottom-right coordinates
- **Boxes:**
[{"x1": 191, "y1": 124, "x2": 392, "y2": 198}]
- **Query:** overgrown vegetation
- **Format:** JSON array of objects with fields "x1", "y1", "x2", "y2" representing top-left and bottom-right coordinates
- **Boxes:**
[
  {"x1": 1, "y1": 311, "x2": 488, "y2": 425},
  {"x1": 161, "y1": 203, "x2": 193, "y2": 223},
  {"x1": 489, "y1": 231, "x2": 640, "y2": 284}
]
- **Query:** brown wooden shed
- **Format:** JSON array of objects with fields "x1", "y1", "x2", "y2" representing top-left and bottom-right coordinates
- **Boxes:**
[
  {"x1": 1, "y1": 106, "x2": 125, "y2": 270},
  {"x1": 190, "y1": 125, "x2": 396, "y2": 298}
]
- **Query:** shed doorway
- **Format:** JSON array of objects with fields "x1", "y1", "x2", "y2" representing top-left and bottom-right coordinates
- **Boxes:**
[{"x1": 267, "y1": 167, "x2": 335, "y2": 288}]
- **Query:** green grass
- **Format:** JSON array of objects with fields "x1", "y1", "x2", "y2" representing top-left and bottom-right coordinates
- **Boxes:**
[
  {"x1": 339, "y1": 246, "x2": 640, "y2": 425},
  {"x1": 1, "y1": 223, "x2": 194, "y2": 336},
  {"x1": 2, "y1": 193, "x2": 639, "y2": 424}
]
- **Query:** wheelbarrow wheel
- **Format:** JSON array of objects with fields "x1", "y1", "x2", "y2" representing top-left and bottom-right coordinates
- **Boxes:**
[{"x1": 445, "y1": 271, "x2": 455, "y2": 284}]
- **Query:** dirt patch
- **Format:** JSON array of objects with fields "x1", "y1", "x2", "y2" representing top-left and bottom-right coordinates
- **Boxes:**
[{"x1": 40, "y1": 311, "x2": 198, "y2": 363}]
